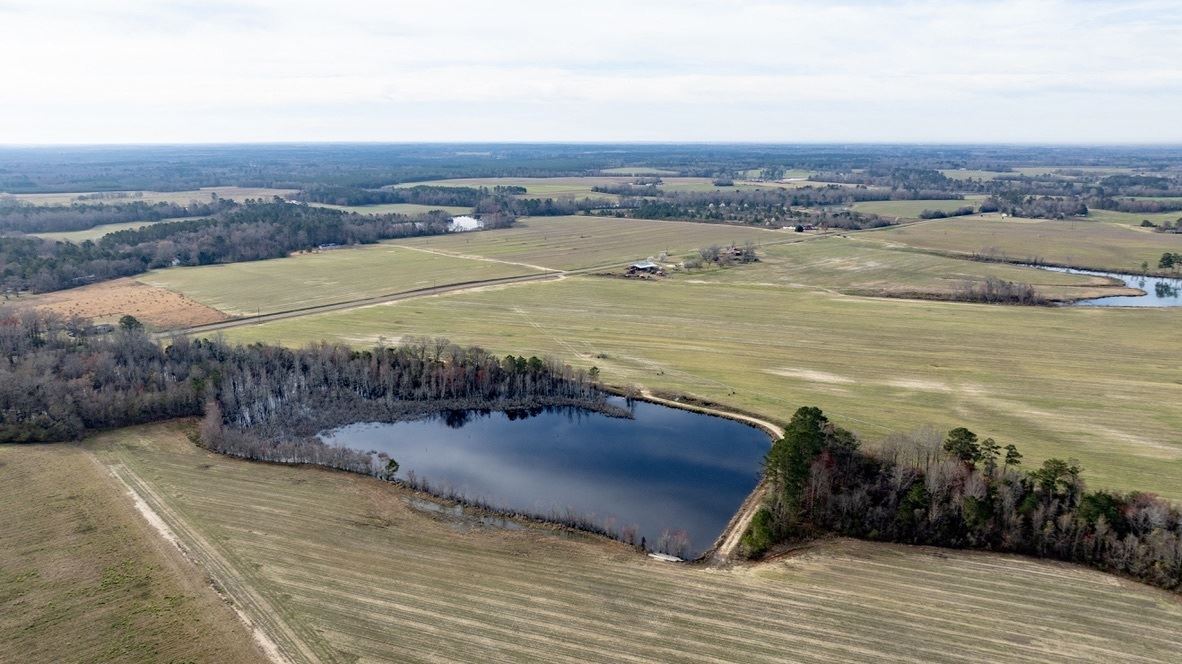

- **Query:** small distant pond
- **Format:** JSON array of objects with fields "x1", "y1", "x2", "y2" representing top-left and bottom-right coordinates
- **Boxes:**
[
  {"x1": 320, "y1": 398, "x2": 770, "y2": 559},
  {"x1": 1033, "y1": 266, "x2": 1182, "y2": 307}
]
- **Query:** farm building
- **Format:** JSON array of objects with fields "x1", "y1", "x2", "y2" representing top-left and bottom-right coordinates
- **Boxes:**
[{"x1": 627, "y1": 260, "x2": 665, "y2": 276}]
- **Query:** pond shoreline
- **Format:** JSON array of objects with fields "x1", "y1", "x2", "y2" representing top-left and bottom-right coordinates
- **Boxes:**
[{"x1": 319, "y1": 391, "x2": 775, "y2": 562}]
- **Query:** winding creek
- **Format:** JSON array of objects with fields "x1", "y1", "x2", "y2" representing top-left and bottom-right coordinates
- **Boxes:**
[
  {"x1": 1033, "y1": 265, "x2": 1182, "y2": 306},
  {"x1": 320, "y1": 397, "x2": 770, "y2": 559}
]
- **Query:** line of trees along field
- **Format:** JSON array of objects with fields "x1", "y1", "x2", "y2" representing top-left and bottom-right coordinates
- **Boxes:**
[
  {"x1": 742, "y1": 407, "x2": 1182, "y2": 593},
  {"x1": 0, "y1": 310, "x2": 609, "y2": 474},
  {"x1": 0, "y1": 202, "x2": 513, "y2": 293},
  {"x1": 0, "y1": 198, "x2": 235, "y2": 233}
]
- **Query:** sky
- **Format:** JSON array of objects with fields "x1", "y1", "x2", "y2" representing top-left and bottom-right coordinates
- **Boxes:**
[{"x1": 1, "y1": 0, "x2": 1180, "y2": 144}]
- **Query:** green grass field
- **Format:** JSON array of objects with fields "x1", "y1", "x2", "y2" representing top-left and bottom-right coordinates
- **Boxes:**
[
  {"x1": 217, "y1": 274, "x2": 1182, "y2": 501},
  {"x1": 139, "y1": 243, "x2": 544, "y2": 317},
  {"x1": 599, "y1": 167, "x2": 679, "y2": 175},
  {"x1": 681, "y1": 237, "x2": 1132, "y2": 301},
  {"x1": 874, "y1": 215, "x2": 1182, "y2": 272},
  {"x1": 88, "y1": 422, "x2": 1182, "y2": 664},
  {"x1": 309, "y1": 202, "x2": 472, "y2": 216},
  {"x1": 0, "y1": 442, "x2": 263, "y2": 664},
  {"x1": 32, "y1": 216, "x2": 205, "y2": 242},
  {"x1": 851, "y1": 198, "x2": 983, "y2": 219},
  {"x1": 938, "y1": 169, "x2": 1011, "y2": 181},
  {"x1": 6, "y1": 186, "x2": 297, "y2": 206},
  {"x1": 394, "y1": 176, "x2": 816, "y2": 197},
  {"x1": 392, "y1": 215, "x2": 792, "y2": 271},
  {"x1": 1084, "y1": 209, "x2": 1182, "y2": 227}
]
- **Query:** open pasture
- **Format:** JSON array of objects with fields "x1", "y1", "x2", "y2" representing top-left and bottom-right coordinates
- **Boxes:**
[
  {"x1": 873, "y1": 215, "x2": 1182, "y2": 273},
  {"x1": 219, "y1": 274, "x2": 1182, "y2": 501},
  {"x1": 851, "y1": 198, "x2": 981, "y2": 219},
  {"x1": 599, "y1": 166, "x2": 679, "y2": 175},
  {"x1": 683, "y1": 237, "x2": 1134, "y2": 302},
  {"x1": 5, "y1": 186, "x2": 297, "y2": 206},
  {"x1": 139, "y1": 244, "x2": 544, "y2": 317},
  {"x1": 1084, "y1": 209, "x2": 1182, "y2": 227},
  {"x1": 88, "y1": 422, "x2": 1182, "y2": 664},
  {"x1": 309, "y1": 202, "x2": 471, "y2": 216},
  {"x1": 939, "y1": 169, "x2": 1011, "y2": 181},
  {"x1": 31, "y1": 216, "x2": 205, "y2": 242},
  {"x1": 391, "y1": 215, "x2": 791, "y2": 271},
  {"x1": 0, "y1": 442, "x2": 263, "y2": 664},
  {"x1": 393, "y1": 176, "x2": 812, "y2": 197}
]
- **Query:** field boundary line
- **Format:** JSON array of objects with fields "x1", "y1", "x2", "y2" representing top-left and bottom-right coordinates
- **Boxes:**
[{"x1": 160, "y1": 272, "x2": 562, "y2": 337}]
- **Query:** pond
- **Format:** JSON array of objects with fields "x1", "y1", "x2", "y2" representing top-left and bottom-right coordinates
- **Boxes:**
[
  {"x1": 319, "y1": 398, "x2": 771, "y2": 559},
  {"x1": 1035, "y1": 266, "x2": 1182, "y2": 307}
]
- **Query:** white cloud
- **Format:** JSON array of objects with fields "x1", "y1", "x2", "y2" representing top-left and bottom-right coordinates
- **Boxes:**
[{"x1": 0, "y1": 0, "x2": 1179, "y2": 142}]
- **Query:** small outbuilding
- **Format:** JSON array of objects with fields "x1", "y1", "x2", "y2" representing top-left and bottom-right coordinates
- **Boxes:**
[{"x1": 627, "y1": 260, "x2": 663, "y2": 276}]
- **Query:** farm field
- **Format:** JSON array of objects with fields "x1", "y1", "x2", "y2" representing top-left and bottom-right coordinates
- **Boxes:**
[
  {"x1": 309, "y1": 202, "x2": 472, "y2": 216},
  {"x1": 938, "y1": 169, "x2": 1010, "y2": 181},
  {"x1": 0, "y1": 442, "x2": 263, "y2": 664},
  {"x1": 599, "y1": 166, "x2": 679, "y2": 175},
  {"x1": 5, "y1": 186, "x2": 297, "y2": 206},
  {"x1": 391, "y1": 215, "x2": 791, "y2": 271},
  {"x1": 394, "y1": 176, "x2": 813, "y2": 196},
  {"x1": 87, "y1": 422, "x2": 1182, "y2": 664},
  {"x1": 19, "y1": 277, "x2": 227, "y2": 330},
  {"x1": 1084, "y1": 209, "x2": 1182, "y2": 227},
  {"x1": 851, "y1": 198, "x2": 983, "y2": 219},
  {"x1": 681, "y1": 237, "x2": 1135, "y2": 302},
  {"x1": 31, "y1": 216, "x2": 204, "y2": 242},
  {"x1": 217, "y1": 275, "x2": 1182, "y2": 501},
  {"x1": 873, "y1": 215, "x2": 1182, "y2": 273},
  {"x1": 139, "y1": 244, "x2": 544, "y2": 317}
]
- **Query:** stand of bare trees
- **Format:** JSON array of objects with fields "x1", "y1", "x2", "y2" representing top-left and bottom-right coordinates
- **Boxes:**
[{"x1": 1, "y1": 312, "x2": 612, "y2": 467}]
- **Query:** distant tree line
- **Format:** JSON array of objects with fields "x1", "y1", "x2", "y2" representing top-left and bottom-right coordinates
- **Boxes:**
[
  {"x1": 742, "y1": 407, "x2": 1182, "y2": 593},
  {"x1": 590, "y1": 184, "x2": 663, "y2": 196},
  {"x1": 0, "y1": 198, "x2": 236, "y2": 233},
  {"x1": 295, "y1": 184, "x2": 488, "y2": 207},
  {"x1": 0, "y1": 202, "x2": 511, "y2": 293},
  {"x1": 984, "y1": 195, "x2": 1089, "y2": 219},
  {"x1": 918, "y1": 206, "x2": 976, "y2": 219}
]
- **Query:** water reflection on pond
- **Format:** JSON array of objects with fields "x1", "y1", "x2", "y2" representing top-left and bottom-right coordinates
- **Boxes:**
[
  {"x1": 1034, "y1": 266, "x2": 1182, "y2": 307},
  {"x1": 320, "y1": 398, "x2": 770, "y2": 559}
]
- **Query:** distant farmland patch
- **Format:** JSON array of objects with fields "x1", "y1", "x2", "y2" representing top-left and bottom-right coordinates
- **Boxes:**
[
  {"x1": 139, "y1": 243, "x2": 544, "y2": 317},
  {"x1": 19, "y1": 277, "x2": 227, "y2": 330},
  {"x1": 851, "y1": 198, "x2": 982, "y2": 219},
  {"x1": 31, "y1": 216, "x2": 205, "y2": 242},
  {"x1": 874, "y1": 214, "x2": 1182, "y2": 272},
  {"x1": 308, "y1": 202, "x2": 472, "y2": 216},
  {"x1": 6, "y1": 186, "x2": 298, "y2": 206},
  {"x1": 392, "y1": 214, "x2": 790, "y2": 271}
]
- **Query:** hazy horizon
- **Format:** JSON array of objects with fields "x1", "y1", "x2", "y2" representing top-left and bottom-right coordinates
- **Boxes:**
[{"x1": 2, "y1": 0, "x2": 1180, "y2": 144}]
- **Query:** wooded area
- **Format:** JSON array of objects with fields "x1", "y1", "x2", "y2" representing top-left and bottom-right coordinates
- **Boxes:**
[{"x1": 744, "y1": 407, "x2": 1182, "y2": 593}]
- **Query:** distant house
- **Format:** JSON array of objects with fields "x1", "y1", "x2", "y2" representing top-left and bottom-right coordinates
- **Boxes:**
[{"x1": 448, "y1": 216, "x2": 484, "y2": 232}]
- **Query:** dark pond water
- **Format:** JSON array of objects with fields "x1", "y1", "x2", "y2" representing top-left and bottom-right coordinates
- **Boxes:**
[
  {"x1": 319, "y1": 398, "x2": 770, "y2": 559},
  {"x1": 1035, "y1": 266, "x2": 1182, "y2": 307}
]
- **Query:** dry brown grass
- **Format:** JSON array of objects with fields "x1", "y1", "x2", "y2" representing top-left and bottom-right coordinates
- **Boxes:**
[
  {"x1": 0, "y1": 442, "x2": 265, "y2": 664},
  {"x1": 15, "y1": 278, "x2": 228, "y2": 330}
]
